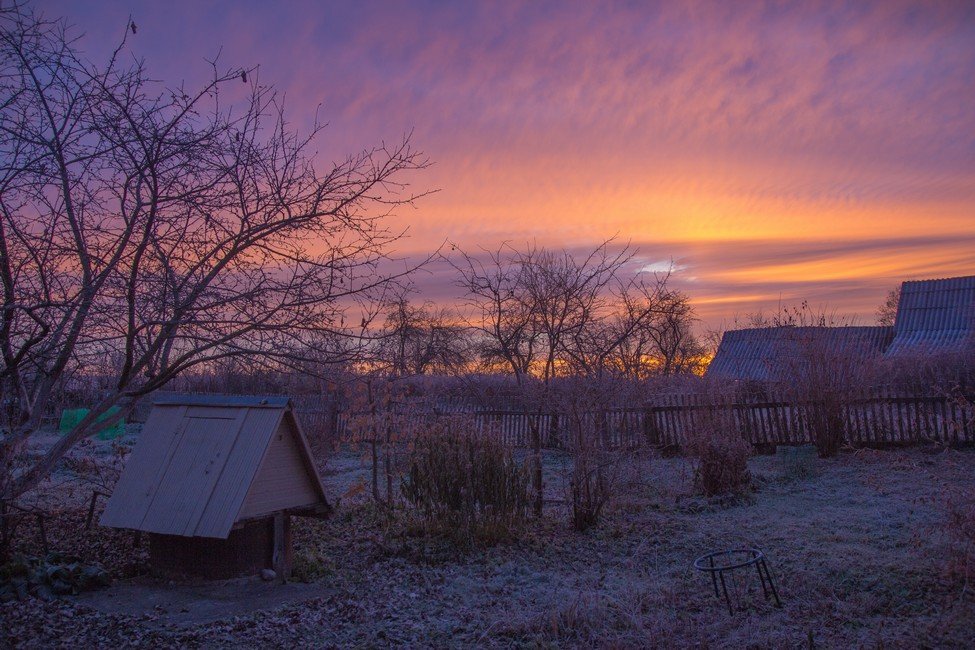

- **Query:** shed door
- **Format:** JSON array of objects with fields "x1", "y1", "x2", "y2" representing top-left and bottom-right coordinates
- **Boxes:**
[{"x1": 139, "y1": 411, "x2": 248, "y2": 536}]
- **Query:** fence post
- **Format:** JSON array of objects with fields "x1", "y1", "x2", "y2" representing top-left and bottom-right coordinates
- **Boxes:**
[{"x1": 548, "y1": 412, "x2": 560, "y2": 449}]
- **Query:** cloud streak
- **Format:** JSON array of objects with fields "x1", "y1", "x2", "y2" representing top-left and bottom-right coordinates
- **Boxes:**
[{"x1": 50, "y1": 0, "x2": 975, "y2": 328}]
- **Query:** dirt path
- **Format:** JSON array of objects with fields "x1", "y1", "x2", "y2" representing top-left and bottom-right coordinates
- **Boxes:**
[{"x1": 73, "y1": 577, "x2": 336, "y2": 627}]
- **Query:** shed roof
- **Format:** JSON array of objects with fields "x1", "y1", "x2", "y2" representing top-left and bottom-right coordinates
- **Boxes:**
[
  {"x1": 706, "y1": 326, "x2": 893, "y2": 383},
  {"x1": 885, "y1": 275, "x2": 975, "y2": 357},
  {"x1": 152, "y1": 394, "x2": 291, "y2": 408},
  {"x1": 100, "y1": 395, "x2": 328, "y2": 539}
]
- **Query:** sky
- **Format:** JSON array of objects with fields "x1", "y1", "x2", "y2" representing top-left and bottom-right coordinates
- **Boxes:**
[{"x1": 43, "y1": 0, "x2": 975, "y2": 329}]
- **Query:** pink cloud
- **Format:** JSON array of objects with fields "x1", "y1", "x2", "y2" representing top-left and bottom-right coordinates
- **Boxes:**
[{"x1": 44, "y1": 0, "x2": 975, "y2": 326}]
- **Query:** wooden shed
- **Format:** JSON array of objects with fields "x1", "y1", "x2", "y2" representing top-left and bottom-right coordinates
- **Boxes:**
[{"x1": 100, "y1": 395, "x2": 330, "y2": 580}]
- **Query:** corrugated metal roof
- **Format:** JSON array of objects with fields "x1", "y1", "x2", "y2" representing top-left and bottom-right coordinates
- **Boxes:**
[
  {"x1": 706, "y1": 326, "x2": 893, "y2": 382},
  {"x1": 885, "y1": 275, "x2": 975, "y2": 356},
  {"x1": 100, "y1": 398, "x2": 328, "y2": 539}
]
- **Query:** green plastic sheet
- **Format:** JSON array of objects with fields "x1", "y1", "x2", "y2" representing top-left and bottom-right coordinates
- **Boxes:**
[{"x1": 58, "y1": 407, "x2": 125, "y2": 440}]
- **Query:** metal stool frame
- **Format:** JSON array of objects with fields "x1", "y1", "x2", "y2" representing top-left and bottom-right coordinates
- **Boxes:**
[{"x1": 693, "y1": 548, "x2": 782, "y2": 614}]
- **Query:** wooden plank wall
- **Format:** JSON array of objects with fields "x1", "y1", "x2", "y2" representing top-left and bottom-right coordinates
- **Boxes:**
[{"x1": 304, "y1": 388, "x2": 974, "y2": 450}]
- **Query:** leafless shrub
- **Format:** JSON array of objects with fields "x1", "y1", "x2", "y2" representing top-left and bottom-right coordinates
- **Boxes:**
[
  {"x1": 400, "y1": 417, "x2": 530, "y2": 546},
  {"x1": 806, "y1": 398, "x2": 848, "y2": 457},
  {"x1": 564, "y1": 410, "x2": 632, "y2": 531},
  {"x1": 881, "y1": 347, "x2": 975, "y2": 396},
  {"x1": 554, "y1": 372, "x2": 645, "y2": 531},
  {"x1": 567, "y1": 446, "x2": 658, "y2": 530},
  {"x1": 877, "y1": 349, "x2": 974, "y2": 447},
  {"x1": 569, "y1": 452, "x2": 612, "y2": 532},
  {"x1": 785, "y1": 328, "x2": 875, "y2": 457},
  {"x1": 684, "y1": 407, "x2": 752, "y2": 496}
]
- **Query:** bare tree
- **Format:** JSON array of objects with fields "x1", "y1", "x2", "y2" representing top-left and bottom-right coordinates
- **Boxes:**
[
  {"x1": 452, "y1": 239, "x2": 694, "y2": 517},
  {"x1": 0, "y1": 6, "x2": 428, "y2": 500},
  {"x1": 347, "y1": 292, "x2": 470, "y2": 508},
  {"x1": 876, "y1": 286, "x2": 901, "y2": 327},
  {"x1": 599, "y1": 286, "x2": 703, "y2": 379},
  {"x1": 377, "y1": 292, "x2": 469, "y2": 377},
  {"x1": 453, "y1": 244, "x2": 540, "y2": 383}
]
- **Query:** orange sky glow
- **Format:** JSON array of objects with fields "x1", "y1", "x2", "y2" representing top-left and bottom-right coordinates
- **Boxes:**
[{"x1": 51, "y1": 0, "x2": 975, "y2": 329}]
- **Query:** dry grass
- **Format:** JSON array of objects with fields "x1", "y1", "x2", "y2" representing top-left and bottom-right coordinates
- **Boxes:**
[
  {"x1": 2, "y1": 444, "x2": 974, "y2": 648},
  {"x1": 944, "y1": 486, "x2": 975, "y2": 591}
]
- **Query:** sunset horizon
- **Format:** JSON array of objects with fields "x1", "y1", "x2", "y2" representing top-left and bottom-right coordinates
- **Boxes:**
[
  {"x1": 39, "y1": 0, "x2": 975, "y2": 331},
  {"x1": 4, "y1": 3, "x2": 975, "y2": 645}
]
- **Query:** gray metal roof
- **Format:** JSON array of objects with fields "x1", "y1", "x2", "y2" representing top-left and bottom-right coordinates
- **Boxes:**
[
  {"x1": 100, "y1": 398, "x2": 327, "y2": 538},
  {"x1": 885, "y1": 275, "x2": 975, "y2": 357},
  {"x1": 706, "y1": 326, "x2": 893, "y2": 382}
]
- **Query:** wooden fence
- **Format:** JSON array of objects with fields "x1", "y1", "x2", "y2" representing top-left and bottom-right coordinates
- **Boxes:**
[
  {"x1": 302, "y1": 389, "x2": 974, "y2": 450},
  {"x1": 636, "y1": 390, "x2": 974, "y2": 448}
]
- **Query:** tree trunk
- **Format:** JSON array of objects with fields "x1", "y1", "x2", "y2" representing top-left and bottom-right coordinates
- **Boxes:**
[
  {"x1": 531, "y1": 417, "x2": 543, "y2": 517},
  {"x1": 371, "y1": 438, "x2": 380, "y2": 503},
  {"x1": 384, "y1": 422, "x2": 393, "y2": 506}
]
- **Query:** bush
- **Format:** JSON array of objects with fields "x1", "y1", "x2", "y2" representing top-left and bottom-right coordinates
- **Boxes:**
[
  {"x1": 400, "y1": 418, "x2": 531, "y2": 546},
  {"x1": 568, "y1": 430, "x2": 630, "y2": 533},
  {"x1": 684, "y1": 409, "x2": 752, "y2": 496},
  {"x1": 806, "y1": 398, "x2": 848, "y2": 458},
  {"x1": 570, "y1": 454, "x2": 610, "y2": 532}
]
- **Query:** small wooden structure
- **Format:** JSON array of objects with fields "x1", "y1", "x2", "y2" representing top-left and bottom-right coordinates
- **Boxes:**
[{"x1": 100, "y1": 395, "x2": 330, "y2": 580}]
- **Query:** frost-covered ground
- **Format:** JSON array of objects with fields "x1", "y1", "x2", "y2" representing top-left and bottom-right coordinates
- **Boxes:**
[{"x1": 2, "y1": 445, "x2": 974, "y2": 648}]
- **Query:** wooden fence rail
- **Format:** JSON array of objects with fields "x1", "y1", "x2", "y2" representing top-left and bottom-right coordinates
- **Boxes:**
[{"x1": 298, "y1": 390, "x2": 974, "y2": 450}]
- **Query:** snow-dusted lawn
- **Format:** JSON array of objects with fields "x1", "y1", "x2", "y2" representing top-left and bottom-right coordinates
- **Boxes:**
[{"x1": 3, "y1": 446, "x2": 973, "y2": 647}]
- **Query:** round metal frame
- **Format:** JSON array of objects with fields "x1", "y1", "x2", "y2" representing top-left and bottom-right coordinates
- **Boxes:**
[{"x1": 694, "y1": 548, "x2": 782, "y2": 614}]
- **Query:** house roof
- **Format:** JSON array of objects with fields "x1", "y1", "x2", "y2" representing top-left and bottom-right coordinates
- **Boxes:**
[
  {"x1": 706, "y1": 326, "x2": 893, "y2": 382},
  {"x1": 885, "y1": 275, "x2": 975, "y2": 357},
  {"x1": 100, "y1": 395, "x2": 328, "y2": 539}
]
